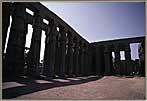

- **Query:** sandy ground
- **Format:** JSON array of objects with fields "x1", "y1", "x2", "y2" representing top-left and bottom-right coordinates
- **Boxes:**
[{"x1": 2, "y1": 76, "x2": 145, "y2": 100}]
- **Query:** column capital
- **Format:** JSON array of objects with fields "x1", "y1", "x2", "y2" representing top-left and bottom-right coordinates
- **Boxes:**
[
  {"x1": 124, "y1": 43, "x2": 131, "y2": 52},
  {"x1": 13, "y1": 3, "x2": 26, "y2": 19},
  {"x1": 84, "y1": 45, "x2": 89, "y2": 54},
  {"x1": 32, "y1": 13, "x2": 43, "y2": 29},
  {"x1": 67, "y1": 33, "x2": 73, "y2": 52},
  {"x1": 114, "y1": 44, "x2": 120, "y2": 52},
  {"x1": 74, "y1": 39, "x2": 79, "y2": 54},
  {"x1": 75, "y1": 39, "x2": 79, "y2": 46},
  {"x1": 60, "y1": 27, "x2": 66, "y2": 42},
  {"x1": 124, "y1": 43, "x2": 131, "y2": 61},
  {"x1": 104, "y1": 45, "x2": 110, "y2": 53},
  {"x1": 47, "y1": 20, "x2": 58, "y2": 42},
  {"x1": 80, "y1": 43, "x2": 85, "y2": 52}
]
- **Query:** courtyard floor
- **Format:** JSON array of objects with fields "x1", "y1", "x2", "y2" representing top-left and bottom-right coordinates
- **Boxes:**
[{"x1": 2, "y1": 75, "x2": 145, "y2": 100}]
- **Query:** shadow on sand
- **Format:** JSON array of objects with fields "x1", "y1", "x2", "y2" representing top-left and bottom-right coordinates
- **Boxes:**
[{"x1": 2, "y1": 75, "x2": 103, "y2": 99}]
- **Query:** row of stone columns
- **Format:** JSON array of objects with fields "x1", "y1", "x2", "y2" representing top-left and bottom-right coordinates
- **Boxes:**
[
  {"x1": 2, "y1": 2, "x2": 144, "y2": 79},
  {"x1": 114, "y1": 43, "x2": 132, "y2": 75},
  {"x1": 43, "y1": 23, "x2": 91, "y2": 78},
  {"x1": 3, "y1": 3, "x2": 59, "y2": 78},
  {"x1": 22, "y1": 13, "x2": 91, "y2": 78},
  {"x1": 103, "y1": 43, "x2": 132, "y2": 75}
]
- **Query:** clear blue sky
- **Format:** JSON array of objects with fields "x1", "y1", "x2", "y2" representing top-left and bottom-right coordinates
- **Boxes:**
[
  {"x1": 41, "y1": 2, "x2": 145, "y2": 42},
  {"x1": 40, "y1": 2, "x2": 145, "y2": 60}
]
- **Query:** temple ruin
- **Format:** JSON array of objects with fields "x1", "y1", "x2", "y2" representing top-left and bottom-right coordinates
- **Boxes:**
[{"x1": 2, "y1": 2, "x2": 145, "y2": 80}]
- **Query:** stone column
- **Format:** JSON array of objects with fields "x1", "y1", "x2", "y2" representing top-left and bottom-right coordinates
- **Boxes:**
[
  {"x1": 80, "y1": 43, "x2": 84, "y2": 76},
  {"x1": 28, "y1": 12, "x2": 42, "y2": 76},
  {"x1": 84, "y1": 45, "x2": 89, "y2": 76},
  {"x1": 104, "y1": 45, "x2": 111, "y2": 75},
  {"x1": 95, "y1": 45, "x2": 102, "y2": 75},
  {"x1": 2, "y1": 2, "x2": 12, "y2": 55},
  {"x1": 66, "y1": 32, "x2": 73, "y2": 76},
  {"x1": 5, "y1": 3, "x2": 27, "y2": 77},
  {"x1": 114, "y1": 45, "x2": 121, "y2": 74},
  {"x1": 58, "y1": 26, "x2": 66, "y2": 77},
  {"x1": 65, "y1": 44, "x2": 68, "y2": 76},
  {"x1": 74, "y1": 39, "x2": 79, "y2": 76},
  {"x1": 2, "y1": 2, "x2": 12, "y2": 79},
  {"x1": 43, "y1": 19, "x2": 57, "y2": 78},
  {"x1": 138, "y1": 41, "x2": 145, "y2": 76},
  {"x1": 83, "y1": 44, "x2": 86, "y2": 75},
  {"x1": 124, "y1": 43, "x2": 131, "y2": 75},
  {"x1": 54, "y1": 34, "x2": 60, "y2": 76},
  {"x1": 78, "y1": 42, "x2": 81, "y2": 76},
  {"x1": 72, "y1": 42, "x2": 75, "y2": 75},
  {"x1": 88, "y1": 45, "x2": 92, "y2": 75}
]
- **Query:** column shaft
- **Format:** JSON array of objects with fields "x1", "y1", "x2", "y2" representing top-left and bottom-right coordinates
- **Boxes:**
[
  {"x1": 2, "y1": 2, "x2": 12, "y2": 55},
  {"x1": 84, "y1": 45, "x2": 89, "y2": 76},
  {"x1": 95, "y1": 46, "x2": 102, "y2": 75},
  {"x1": 124, "y1": 43, "x2": 131, "y2": 75},
  {"x1": 80, "y1": 43, "x2": 84, "y2": 76},
  {"x1": 88, "y1": 46, "x2": 92, "y2": 75},
  {"x1": 78, "y1": 47, "x2": 81, "y2": 75},
  {"x1": 74, "y1": 40, "x2": 79, "y2": 76},
  {"x1": 5, "y1": 3, "x2": 27, "y2": 76},
  {"x1": 28, "y1": 13, "x2": 42, "y2": 76},
  {"x1": 114, "y1": 45, "x2": 121, "y2": 74},
  {"x1": 59, "y1": 27, "x2": 66, "y2": 77},
  {"x1": 54, "y1": 35, "x2": 60, "y2": 76},
  {"x1": 104, "y1": 45, "x2": 111, "y2": 75},
  {"x1": 67, "y1": 33, "x2": 73, "y2": 76},
  {"x1": 43, "y1": 20, "x2": 57, "y2": 78}
]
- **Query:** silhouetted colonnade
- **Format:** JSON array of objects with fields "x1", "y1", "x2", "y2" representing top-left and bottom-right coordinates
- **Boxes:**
[
  {"x1": 3, "y1": 2, "x2": 92, "y2": 78},
  {"x1": 2, "y1": 2, "x2": 145, "y2": 79},
  {"x1": 91, "y1": 37, "x2": 145, "y2": 76}
]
